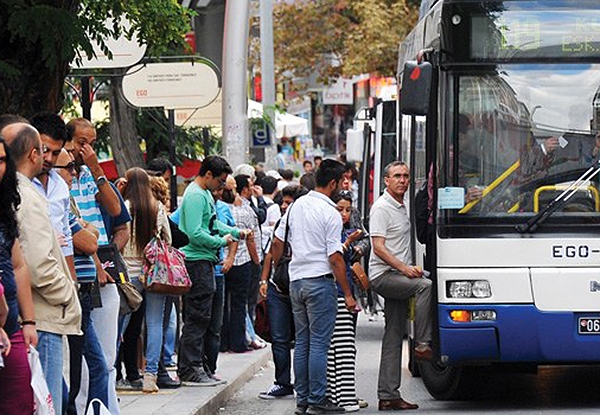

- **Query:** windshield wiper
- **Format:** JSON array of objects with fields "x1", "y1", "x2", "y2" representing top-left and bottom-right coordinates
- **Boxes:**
[{"x1": 516, "y1": 162, "x2": 600, "y2": 234}]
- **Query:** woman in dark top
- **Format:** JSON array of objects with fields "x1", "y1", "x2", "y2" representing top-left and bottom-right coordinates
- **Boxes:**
[{"x1": 0, "y1": 136, "x2": 34, "y2": 414}]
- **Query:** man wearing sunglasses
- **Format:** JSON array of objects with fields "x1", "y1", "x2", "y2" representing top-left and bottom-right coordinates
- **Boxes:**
[{"x1": 30, "y1": 113, "x2": 74, "y2": 270}]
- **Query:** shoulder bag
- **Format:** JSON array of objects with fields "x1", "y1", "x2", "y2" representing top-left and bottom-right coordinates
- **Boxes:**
[
  {"x1": 142, "y1": 235, "x2": 191, "y2": 295},
  {"x1": 272, "y1": 205, "x2": 293, "y2": 295}
]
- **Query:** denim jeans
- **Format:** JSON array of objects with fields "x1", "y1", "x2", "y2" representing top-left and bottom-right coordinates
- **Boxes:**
[
  {"x1": 162, "y1": 300, "x2": 177, "y2": 365},
  {"x1": 267, "y1": 284, "x2": 294, "y2": 388},
  {"x1": 178, "y1": 260, "x2": 215, "y2": 377},
  {"x1": 90, "y1": 283, "x2": 120, "y2": 414},
  {"x1": 145, "y1": 291, "x2": 167, "y2": 374},
  {"x1": 290, "y1": 276, "x2": 337, "y2": 405},
  {"x1": 222, "y1": 262, "x2": 251, "y2": 352},
  {"x1": 37, "y1": 331, "x2": 64, "y2": 413},
  {"x1": 204, "y1": 272, "x2": 224, "y2": 374},
  {"x1": 68, "y1": 288, "x2": 109, "y2": 415}
]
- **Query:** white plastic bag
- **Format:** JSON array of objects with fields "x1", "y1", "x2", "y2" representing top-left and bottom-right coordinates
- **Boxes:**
[
  {"x1": 85, "y1": 398, "x2": 111, "y2": 415},
  {"x1": 28, "y1": 345, "x2": 55, "y2": 415}
]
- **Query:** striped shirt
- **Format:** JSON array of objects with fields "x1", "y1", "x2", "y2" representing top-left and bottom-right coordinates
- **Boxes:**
[
  {"x1": 69, "y1": 213, "x2": 96, "y2": 283},
  {"x1": 228, "y1": 198, "x2": 259, "y2": 266},
  {"x1": 71, "y1": 166, "x2": 108, "y2": 245}
]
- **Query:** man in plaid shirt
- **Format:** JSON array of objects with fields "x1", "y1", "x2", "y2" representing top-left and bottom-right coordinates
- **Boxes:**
[{"x1": 221, "y1": 175, "x2": 260, "y2": 353}]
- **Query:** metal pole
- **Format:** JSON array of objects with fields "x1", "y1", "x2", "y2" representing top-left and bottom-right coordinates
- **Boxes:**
[
  {"x1": 222, "y1": 0, "x2": 250, "y2": 169},
  {"x1": 81, "y1": 77, "x2": 92, "y2": 120},
  {"x1": 260, "y1": 0, "x2": 277, "y2": 168},
  {"x1": 168, "y1": 109, "x2": 178, "y2": 211}
]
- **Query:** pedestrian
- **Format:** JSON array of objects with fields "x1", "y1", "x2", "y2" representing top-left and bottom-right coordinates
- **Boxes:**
[
  {"x1": 204, "y1": 174, "x2": 237, "y2": 380},
  {"x1": 272, "y1": 159, "x2": 356, "y2": 415},
  {"x1": 326, "y1": 190, "x2": 365, "y2": 412},
  {"x1": 67, "y1": 117, "x2": 123, "y2": 415},
  {"x1": 177, "y1": 155, "x2": 247, "y2": 386},
  {"x1": 121, "y1": 167, "x2": 172, "y2": 393},
  {"x1": 0, "y1": 135, "x2": 36, "y2": 415},
  {"x1": 258, "y1": 185, "x2": 308, "y2": 400},
  {"x1": 221, "y1": 174, "x2": 260, "y2": 353},
  {"x1": 5, "y1": 122, "x2": 82, "y2": 413},
  {"x1": 54, "y1": 147, "x2": 111, "y2": 414},
  {"x1": 369, "y1": 161, "x2": 433, "y2": 411}
]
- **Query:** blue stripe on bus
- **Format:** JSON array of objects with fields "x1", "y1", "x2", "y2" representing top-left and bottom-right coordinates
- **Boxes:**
[{"x1": 438, "y1": 304, "x2": 600, "y2": 364}]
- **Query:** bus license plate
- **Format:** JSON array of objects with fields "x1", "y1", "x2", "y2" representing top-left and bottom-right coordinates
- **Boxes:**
[{"x1": 578, "y1": 317, "x2": 600, "y2": 334}]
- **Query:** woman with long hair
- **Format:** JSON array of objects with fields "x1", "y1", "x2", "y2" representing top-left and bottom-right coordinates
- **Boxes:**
[
  {"x1": 121, "y1": 167, "x2": 171, "y2": 393},
  {"x1": 0, "y1": 137, "x2": 35, "y2": 414}
]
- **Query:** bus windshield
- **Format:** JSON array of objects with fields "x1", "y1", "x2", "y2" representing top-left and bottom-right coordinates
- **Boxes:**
[{"x1": 448, "y1": 64, "x2": 600, "y2": 226}]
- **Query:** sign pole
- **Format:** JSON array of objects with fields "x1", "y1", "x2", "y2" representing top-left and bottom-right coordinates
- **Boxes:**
[
  {"x1": 260, "y1": 0, "x2": 277, "y2": 168},
  {"x1": 168, "y1": 109, "x2": 178, "y2": 211},
  {"x1": 222, "y1": 0, "x2": 250, "y2": 169}
]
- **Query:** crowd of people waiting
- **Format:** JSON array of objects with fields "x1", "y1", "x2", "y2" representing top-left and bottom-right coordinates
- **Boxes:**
[{"x1": 0, "y1": 110, "x2": 433, "y2": 415}]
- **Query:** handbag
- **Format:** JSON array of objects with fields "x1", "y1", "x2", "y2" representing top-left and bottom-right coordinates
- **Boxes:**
[
  {"x1": 29, "y1": 346, "x2": 55, "y2": 415},
  {"x1": 96, "y1": 243, "x2": 129, "y2": 284},
  {"x1": 254, "y1": 298, "x2": 271, "y2": 343},
  {"x1": 117, "y1": 281, "x2": 143, "y2": 315},
  {"x1": 142, "y1": 236, "x2": 191, "y2": 295},
  {"x1": 351, "y1": 262, "x2": 369, "y2": 291}
]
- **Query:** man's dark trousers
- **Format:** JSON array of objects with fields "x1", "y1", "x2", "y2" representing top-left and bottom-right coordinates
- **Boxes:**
[{"x1": 178, "y1": 260, "x2": 215, "y2": 377}]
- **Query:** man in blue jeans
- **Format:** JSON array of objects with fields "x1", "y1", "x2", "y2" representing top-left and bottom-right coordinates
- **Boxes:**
[{"x1": 273, "y1": 160, "x2": 356, "y2": 415}]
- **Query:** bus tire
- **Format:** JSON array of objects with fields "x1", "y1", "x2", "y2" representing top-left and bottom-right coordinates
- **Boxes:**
[{"x1": 419, "y1": 361, "x2": 488, "y2": 400}]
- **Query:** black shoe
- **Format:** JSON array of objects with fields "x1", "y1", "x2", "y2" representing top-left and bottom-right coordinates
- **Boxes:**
[
  {"x1": 294, "y1": 403, "x2": 308, "y2": 415},
  {"x1": 157, "y1": 375, "x2": 181, "y2": 389},
  {"x1": 306, "y1": 400, "x2": 345, "y2": 414}
]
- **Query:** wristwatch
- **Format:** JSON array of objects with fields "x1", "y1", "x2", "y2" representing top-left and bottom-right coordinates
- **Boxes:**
[
  {"x1": 96, "y1": 175, "x2": 108, "y2": 187},
  {"x1": 259, "y1": 280, "x2": 268, "y2": 286}
]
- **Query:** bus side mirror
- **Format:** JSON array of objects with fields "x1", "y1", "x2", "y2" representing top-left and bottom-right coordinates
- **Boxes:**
[{"x1": 400, "y1": 61, "x2": 432, "y2": 116}]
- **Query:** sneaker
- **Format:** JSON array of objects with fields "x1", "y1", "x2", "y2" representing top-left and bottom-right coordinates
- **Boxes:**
[
  {"x1": 180, "y1": 370, "x2": 222, "y2": 387},
  {"x1": 342, "y1": 404, "x2": 360, "y2": 412},
  {"x1": 259, "y1": 384, "x2": 294, "y2": 400},
  {"x1": 294, "y1": 403, "x2": 308, "y2": 415},
  {"x1": 129, "y1": 379, "x2": 143, "y2": 391},
  {"x1": 358, "y1": 398, "x2": 369, "y2": 409},
  {"x1": 306, "y1": 400, "x2": 345, "y2": 414},
  {"x1": 208, "y1": 373, "x2": 227, "y2": 385},
  {"x1": 142, "y1": 372, "x2": 159, "y2": 394},
  {"x1": 116, "y1": 379, "x2": 133, "y2": 391}
]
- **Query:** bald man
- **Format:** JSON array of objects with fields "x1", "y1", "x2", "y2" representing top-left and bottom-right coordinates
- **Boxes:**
[{"x1": 4, "y1": 122, "x2": 81, "y2": 413}]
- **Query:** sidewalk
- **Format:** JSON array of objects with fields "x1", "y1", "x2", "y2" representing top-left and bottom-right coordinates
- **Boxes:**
[{"x1": 118, "y1": 347, "x2": 271, "y2": 415}]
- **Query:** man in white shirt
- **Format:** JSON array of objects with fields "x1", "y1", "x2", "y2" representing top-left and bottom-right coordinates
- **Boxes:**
[
  {"x1": 273, "y1": 159, "x2": 356, "y2": 415},
  {"x1": 369, "y1": 161, "x2": 433, "y2": 411},
  {"x1": 259, "y1": 175, "x2": 281, "y2": 253}
]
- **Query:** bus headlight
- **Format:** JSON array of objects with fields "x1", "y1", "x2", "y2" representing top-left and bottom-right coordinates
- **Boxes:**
[{"x1": 447, "y1": 280, "x2": 492, "y2": 298}]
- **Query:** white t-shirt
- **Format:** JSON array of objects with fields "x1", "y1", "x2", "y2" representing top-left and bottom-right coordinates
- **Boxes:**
[{"x1": 274, "y1": 191, "x2": 343, "y2": 281}]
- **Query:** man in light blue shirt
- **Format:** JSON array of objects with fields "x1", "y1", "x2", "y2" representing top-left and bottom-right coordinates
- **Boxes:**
[{"x1": 31, "y1": 112, "x2": 73, "y2": 261}]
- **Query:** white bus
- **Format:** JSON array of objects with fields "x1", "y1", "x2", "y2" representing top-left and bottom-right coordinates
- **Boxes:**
[{"x1": 390, "y1": 0, "x2": 600, "y2": 399}]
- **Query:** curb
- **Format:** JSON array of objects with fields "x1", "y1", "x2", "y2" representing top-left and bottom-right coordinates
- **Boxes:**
[{"x1": 194, "y1": 348, "x2": 272, "y2": 415}]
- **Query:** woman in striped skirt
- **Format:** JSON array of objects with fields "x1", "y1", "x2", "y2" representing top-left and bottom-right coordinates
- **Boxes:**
[{"x1": 327, "y1": 191, "x2": 364, "y2": 412}]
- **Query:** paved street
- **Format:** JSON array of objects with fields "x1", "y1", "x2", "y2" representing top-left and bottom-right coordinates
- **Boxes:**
[{"x1": 221, "y1": 313, "x2": 600, "y2": 414}]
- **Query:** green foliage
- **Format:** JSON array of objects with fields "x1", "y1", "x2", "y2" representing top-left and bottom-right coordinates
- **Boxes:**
[
  {"x1": 0, "y1": 0, "x2": 192, "y2": 73},
  {"x1": 272, "y1": 0, "x2": 419, "y2": 84}
]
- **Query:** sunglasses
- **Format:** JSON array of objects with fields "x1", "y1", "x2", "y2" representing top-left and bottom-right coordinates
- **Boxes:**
[{"x1": 55, "y1": 162, "x2": 76, "y2": 172}]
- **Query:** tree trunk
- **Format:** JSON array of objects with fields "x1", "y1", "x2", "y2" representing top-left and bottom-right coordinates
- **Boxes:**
[{"x1": 108, "y1": 73, "x2": 144, "y2": 176}]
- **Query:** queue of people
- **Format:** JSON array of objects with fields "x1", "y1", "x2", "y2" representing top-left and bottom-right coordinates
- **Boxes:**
[{"x1": 0, "y1": 110, "x2": 432, "y2": 414}]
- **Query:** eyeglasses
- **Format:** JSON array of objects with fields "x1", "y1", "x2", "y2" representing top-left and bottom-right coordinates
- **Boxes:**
[
  {"x1": 54, "y1": 162, "x2": 76, "y2": 172},
  {"x1": 339, "y1": 190, "x2": 353, "y2": 198}
]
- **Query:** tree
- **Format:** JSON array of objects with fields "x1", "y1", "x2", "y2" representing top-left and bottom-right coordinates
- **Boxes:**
[
  {"x1": 0, "y1": 0, "x2": 192, "y2": 117},
  {"x1": 272, "y1": 0, "x2": 418, "y2": 85}
]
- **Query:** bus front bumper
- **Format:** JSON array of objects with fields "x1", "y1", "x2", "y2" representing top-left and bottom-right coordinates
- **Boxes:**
[{"x1": 438, "y1": 304, "x2": 600, "y2": 364}]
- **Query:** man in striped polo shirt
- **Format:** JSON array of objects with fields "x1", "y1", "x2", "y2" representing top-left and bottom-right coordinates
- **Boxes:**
[{"x1": 67, "y1": 118, "x2": 122, "y2": 415}]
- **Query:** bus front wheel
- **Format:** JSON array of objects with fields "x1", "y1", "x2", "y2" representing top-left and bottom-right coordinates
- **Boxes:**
[{"x1": 419, "y1": 360, "x2": 489, "y2": 400}]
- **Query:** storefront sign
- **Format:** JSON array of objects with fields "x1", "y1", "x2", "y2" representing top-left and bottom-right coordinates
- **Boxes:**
[{"x1": 323, "y1": 78, "x2": 353, "y2": 105}]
